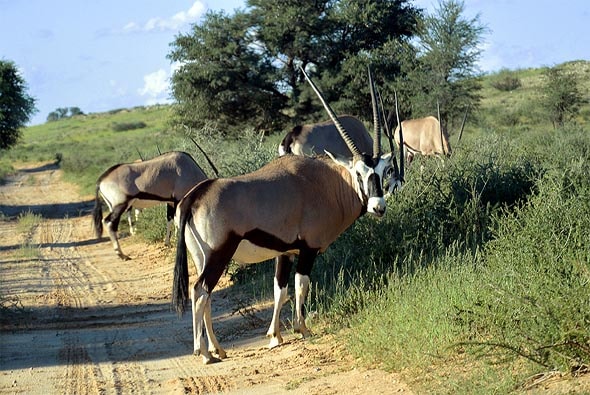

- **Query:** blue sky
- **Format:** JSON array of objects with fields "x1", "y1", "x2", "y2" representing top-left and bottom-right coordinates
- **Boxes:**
[{"x1": 1, "y1": 0, "x2": 588, "y2": 126}]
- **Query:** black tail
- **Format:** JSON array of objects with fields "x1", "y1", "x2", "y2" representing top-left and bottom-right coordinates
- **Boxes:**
[
  {"x1": 92, "y1": 184, "x2": 103, "y2": 238},
  {"x1": 172, "y1": 201, "x2": 191, "y2": 316}
]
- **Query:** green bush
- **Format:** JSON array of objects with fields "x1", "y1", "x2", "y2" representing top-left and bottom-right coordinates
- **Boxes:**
[
  {"x1": 490, "y1": 69, "x2": 522, "y2": 91},
  {"x1": 112, "y1": 121, "x2": 147, "y2": 132},
  {"x1": 342, "y1": 126, "x2": 589, "y2": 390},
  {"x1": 459, "y1": 160, "x2": 590, "y2": 372},
  {"x1": 134, "y1": 205, "x2": 168, "y2": 244}
]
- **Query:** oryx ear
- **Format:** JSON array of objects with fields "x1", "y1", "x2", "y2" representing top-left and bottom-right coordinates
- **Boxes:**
[{"x1": 325, "y1": 150, "x2": 353, "y2": 168}]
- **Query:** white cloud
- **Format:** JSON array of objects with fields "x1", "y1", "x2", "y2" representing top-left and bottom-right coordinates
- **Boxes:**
[
  {"x1": 139, "y1": 69, "x2": 168, "y2": 96},
  {"x1": 137, "y1": 62, "x2": 187, "y2": 106},
  {"x1": 124, "y1": 1, "x2": 206, "y2": 33}
]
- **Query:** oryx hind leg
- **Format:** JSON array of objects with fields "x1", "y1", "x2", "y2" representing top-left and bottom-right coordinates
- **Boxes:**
[
  {"x1": 103, "y1": 204, "x2": 130, "y2": 260},
  {"x1": 190, "y1": 259, "x2": 229, "y2": 364},
  {"x1": 293, "y1": 248, "x2": 318, "y2": 338},
  {"x1": 267, "y1": 254, "x2": 294, "y2": 349},
  {"x1": 191, "y1": 282, "x2": 216, "y2": 364},
  {"x1": 187, "y1": 228, "x2": 235, "y2": 364},
  {"x1": 205, "y1": 298, "x2": 226, "y2": 358}
]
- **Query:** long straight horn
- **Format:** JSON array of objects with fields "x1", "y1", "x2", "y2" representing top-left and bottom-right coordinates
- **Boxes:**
[
  {"x1": 378, "y1": 88, "x2": 395, "y2": 155},
  {"x1": 136, "y1": 148, "x2": 145, "y2": 161},
  {"x1": 189, "y1": 136, "x2": 220, "y2": 178},
  {"x1": 368, "y1": 66, "x2": 382, "y2": 160},
  {"x1": 394, "y1": 90, "x2": 404, "y2": 182},
  {"x1": 437, "y1": 100, "x2": 446, "y2": 155},
  {"x1": 457, "y1": 104, "x2": 470, "y2": 143},
  {"x1": 299, "y1": 65, "x2": 362, "y2": 159}
]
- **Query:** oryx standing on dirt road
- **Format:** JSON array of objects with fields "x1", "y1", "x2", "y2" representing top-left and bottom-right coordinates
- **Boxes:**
[
  {"x1": 92, "y1": 151, "x2": 209, "y2": 260},
  {"x1": 172, "y1": 67, "x2": 388, "y2": 364}
]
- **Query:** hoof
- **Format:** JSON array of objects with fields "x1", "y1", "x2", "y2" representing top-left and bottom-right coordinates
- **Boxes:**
[
  {"x1": 202, "y1": 355, "x2": 222, "y2": 364},
  {"x1": 117, "y1": 253, "x2": 131, "y2": 261},
  {"x1": 294, "y1": 327, "x2": 312, "y2": 339},
  {"x1": 267, "y1": 335, "x2": 283, "y2": 349},
  {"x1": 213, "y1": 349, "x2": 227, "y2": 359}
]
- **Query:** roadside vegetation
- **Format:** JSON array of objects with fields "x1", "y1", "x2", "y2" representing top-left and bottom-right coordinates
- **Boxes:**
[{"x1": 2, "y1": 59, "x2": 588, "y2": 392}]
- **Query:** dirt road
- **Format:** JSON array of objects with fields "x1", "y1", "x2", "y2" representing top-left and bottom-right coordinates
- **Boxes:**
[{"x1": 0, "y1": 162, "x2": 408, "y2": 394}]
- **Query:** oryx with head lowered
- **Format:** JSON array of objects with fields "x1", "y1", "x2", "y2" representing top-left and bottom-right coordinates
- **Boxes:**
[
  {"x1": 172, "y1": 66, "x2": 388, "y2": 364},
  {"x1": 391, "y1": 103, "x2": 467, "y2": 164},
  {"x1": 278, "y1": 87, "x2": 404, "y2": 195},
  {"x1": 92, "y1": 151, "x2": 211, "y2": 260}
]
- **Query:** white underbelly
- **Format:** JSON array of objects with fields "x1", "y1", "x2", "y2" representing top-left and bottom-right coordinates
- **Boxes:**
[{"x1": 232, "y1": 240, "x2": 297, "y2": 264}]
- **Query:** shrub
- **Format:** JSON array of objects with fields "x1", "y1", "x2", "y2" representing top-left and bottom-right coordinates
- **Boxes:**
[
  {"x1": 541, "y1": 66, "x2": 585, "y2": 128},
  {"x1": 111, "y1": 121, "x2": 147, "y2": 132},
  {"x1": 459, "y1": 160, "x2": 590, "y2": 372},
  {"x1": 490, "y1": 69, "x2": 522, "y2": 91}
]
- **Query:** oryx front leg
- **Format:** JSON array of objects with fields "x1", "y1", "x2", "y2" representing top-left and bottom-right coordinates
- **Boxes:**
[
  {"x1": 191, "y1": 282, "x2": 219, "y2": 364},
  {"x1": 293, "y1": 248, "x2": 317, "y2": 339},
  {"x1": 294, "y1": 273, "x2": 311, "y2": 338},
  {"x1": 267, "y1": 255, "x2": 294, "y2": 348}
]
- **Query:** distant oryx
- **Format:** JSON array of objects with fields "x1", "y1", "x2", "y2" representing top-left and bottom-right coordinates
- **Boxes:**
[
  {"x1": 172, "y1": 66, "x2": 388, "y2": 364},
  {"x1": 391, "y1": 104, "x2": 467, "y2": 164},
  {"x1": 92, "y1": 151, "x2": 209, "y2": 260},
  {"x1": 279, "y1": 115, "x2": 373, "y2": 157},
  {"x1": 278, "y1": 98, "x2": 404, "y2": 194}
]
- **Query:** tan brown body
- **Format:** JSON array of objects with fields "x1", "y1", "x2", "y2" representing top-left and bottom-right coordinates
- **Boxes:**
[
  {"x1": 92, "y1": 151, "x2": 207, "y2": 260},
  {"x1": 173, "y1": 154, "x2": 385, "y2": 364},
  {"x1": 394, "y1": 116, "x2": 451, "y2": 162},
  {"x1": 279, "y1": 115, "x2": 373, "y2": 157}
]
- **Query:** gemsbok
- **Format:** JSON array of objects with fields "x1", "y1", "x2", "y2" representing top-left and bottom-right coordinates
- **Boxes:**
[
  {"x1": 172, "y1": 66, "x2": 388, "y2": 364},
  {"x1": 92, "y1": 151, "x2": 209, "y2": 260},
  {"x1": 125, "y1": 139, "x2": 221, "y2": 238},
  {"x1": 278, "y1": 83, "x2": 404, "y2": 195},
  {"x1": 391, "y1": 103, "x2": 467, "y2": 164}
]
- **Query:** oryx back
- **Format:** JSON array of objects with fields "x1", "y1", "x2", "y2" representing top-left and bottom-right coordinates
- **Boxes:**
[{"x1": 280, "y1": 115, "x2": 373, "y2": 157}]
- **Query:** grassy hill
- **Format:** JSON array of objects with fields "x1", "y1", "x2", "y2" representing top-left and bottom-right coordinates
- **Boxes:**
[{"x1": 1, "y1": 61, "x2": 589, "y2": 393}]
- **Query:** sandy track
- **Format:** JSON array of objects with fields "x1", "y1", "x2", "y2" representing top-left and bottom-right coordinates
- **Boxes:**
[{"x1": 0, "y1": 162, "x2": 408, "y2": 394}]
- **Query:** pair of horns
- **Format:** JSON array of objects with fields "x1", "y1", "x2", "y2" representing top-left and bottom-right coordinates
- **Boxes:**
[{"x1": 300, "y1": 65, "x2": 382, "y2": 161}]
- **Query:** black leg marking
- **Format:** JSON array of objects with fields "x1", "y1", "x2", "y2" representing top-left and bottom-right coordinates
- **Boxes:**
[{"x1": 275, "y1": 255, "x2": 294, "y2": 288}]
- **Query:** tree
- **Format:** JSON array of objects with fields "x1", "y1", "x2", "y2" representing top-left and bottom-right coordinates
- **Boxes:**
[
  {"x1": 168, "y1": 0, "x2": 420, "y2": 134},
  {"x1": 542, "y1": 66, "x2": 585, "y2": 128},
  {"x1": 47, "y1": 106, "x2": 84, "y2": 122},
  {"x1": 0, "y1": 60, "x2": 37, "y2": 150},
  {"x1": 169, "y1": 10, "x2": 288, "y2": 133},
  {"x1": 397, "y1": 0, "x2": 487, "y2": 132}
]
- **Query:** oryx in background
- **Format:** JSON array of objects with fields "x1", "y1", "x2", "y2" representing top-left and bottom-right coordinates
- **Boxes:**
[
  {"x1": 278, "y1": 87, "x2": 404, "y2": 195},
  {"x1": 92, "y1": 151, "x2": 209, "y2": 260},
  {"x1": 391, "y1": 104, "x2": 467, "y2": 164},
  {"x1": 279, "y1": 115, "x2": 373, "y2": 157},
  {"x1": 172, "y1": 66, "x2": 388, "y2": 364},
  {"x1": 125, "y1": 140, "x2": 220, "y2": 238},
  {"x1": 393, "y1": 116, "x2": 451, "y2": 164}
]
